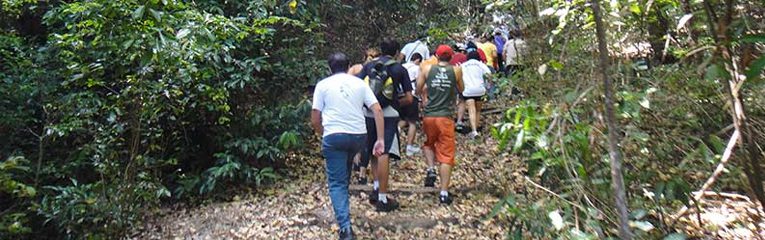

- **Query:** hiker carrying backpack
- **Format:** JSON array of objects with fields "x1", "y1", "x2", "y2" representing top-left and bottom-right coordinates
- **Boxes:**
[{"x1": 363, "y1": 59, "x2": 399, "y2": 110}]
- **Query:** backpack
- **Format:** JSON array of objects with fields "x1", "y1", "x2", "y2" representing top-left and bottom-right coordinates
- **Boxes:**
[{"x1": 364, "y1": 59, "x2": 398, "y2": 108}]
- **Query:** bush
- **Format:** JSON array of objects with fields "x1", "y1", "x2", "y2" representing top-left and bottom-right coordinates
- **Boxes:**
[{"x1": 1, "y1": 0, "x2": 317, "y2": 238}]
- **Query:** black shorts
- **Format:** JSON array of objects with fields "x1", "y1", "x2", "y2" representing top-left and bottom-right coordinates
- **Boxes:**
[
  {"x1": 399, "y1": 99, "x2": 420, "y2": 122},
  {"x1": 460, "y1": 94, "x2": 485, "y2": 101}
]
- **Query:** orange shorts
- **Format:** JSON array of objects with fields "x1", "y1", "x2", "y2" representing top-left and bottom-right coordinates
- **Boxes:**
[{"x1": 422, "y1": 117, "x2": 456, "y2": 166}]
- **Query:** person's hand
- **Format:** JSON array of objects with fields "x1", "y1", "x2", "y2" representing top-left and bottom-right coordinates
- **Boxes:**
[{"x1": 372, "y1": 139, "x2": 385, "y2": 157}]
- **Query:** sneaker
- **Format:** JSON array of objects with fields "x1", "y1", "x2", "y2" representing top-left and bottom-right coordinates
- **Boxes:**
[
  {"x1": 338, "y1": 228, "x2": 354, "y2": 240},
  {"x1": 406, "y1": 145, "x2": 421, "y2": 156},
  {"x1": 455, "y1": 123, "x2": 466, "y2": 133},
  {"x1": 467, "y1": 131, "x2": 480, "y2": 139},
  {"x1": 424, "y1": 170, "x2": 437, "y2": 187},
  {"x1": 375, "y1": 197, "x2": 400, "y2": 212},
  {"x1": 439, "y1": 194, "x2": 453, "y2": 205},
  {"x1": 368, "y1": 189, "x2": 378, "y2": 204}
]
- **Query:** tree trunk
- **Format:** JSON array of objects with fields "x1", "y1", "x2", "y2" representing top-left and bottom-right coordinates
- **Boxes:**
[
  {"x1": 713, "y1": 0, "x2": 765, "y2": 212},
  {"x1": 590, "y1": 0, "x2": 633, "y2": 239}
]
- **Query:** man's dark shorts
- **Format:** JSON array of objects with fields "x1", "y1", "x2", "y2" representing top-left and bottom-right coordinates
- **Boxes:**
[
  {"x1": 399, "y1": 99, "x2": 419, "y2": 122},
  {"x1": 460, "y1": 94, "x2": 486, "y2": 101},
  {"x1": 361, "y1": 117, "x2": 401, "y2": 167}
]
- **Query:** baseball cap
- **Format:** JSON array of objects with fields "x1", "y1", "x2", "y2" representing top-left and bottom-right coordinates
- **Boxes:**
[{"x1": 435, "y1": 45, "x2": 453, "y2": 58}]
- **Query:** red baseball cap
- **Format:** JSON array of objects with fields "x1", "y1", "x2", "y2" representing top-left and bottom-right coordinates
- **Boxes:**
[{"x1": 435, "y1": 44, "x2": 453, "y2": 58}]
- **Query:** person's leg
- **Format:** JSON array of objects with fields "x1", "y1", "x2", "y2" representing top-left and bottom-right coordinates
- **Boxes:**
[
  {"x1": 364, "y1": 117, "x2": 380, "y2": 204},
  {"x1": 456, "y1": 97, "x2": 465, "y2": 126},
  {"x1": 421, "y1": 117, "x2": 439, "y2": 187},
  {"x1": 375, "y1": 153, "x2": 390, "y2": 194},
  {"x1": 370, "y1": 152, "x2": 378, "y2": 187},
  {"x1": 403, "y1": 103, "x2": 421, "y2": 156},
  {"x1": 406, "y1": 120, "x2": 417, "y2": 146},
  {"x1": 439, "y1": 163, "x2": 453, "y2": 193},
  {"x1": 375, "y1": 117, "x2": 401, "y2": 211},
  {"x1": 322, "y1": 134, "x2": 354, "y2": 232},
  {"x1": 435, "y1": 118, "x2": 456, "y2": 203},
  {"x1": 423, "y1": 147, "x2": 436, "y2": 168},
  {"x1": 476, "y1": 100, "x2": 484, "y2": 131},
  {"x1": 353, "y1": 153, "x2": 367, "y2": 184},
  {"x1": 466, "y1": 99, "x2": 478, "y2": 133},
  {"x1": 422, "y1": 117, "x2": 437, "y2": 169}
]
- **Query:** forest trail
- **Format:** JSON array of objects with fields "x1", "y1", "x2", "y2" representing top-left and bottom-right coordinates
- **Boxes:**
[
  {"x1": 136, "y1": 97, "x2": 526, "y2": 239},
  {"x1": 133, "y1": 91, "x2": 765, "y2": 239}
]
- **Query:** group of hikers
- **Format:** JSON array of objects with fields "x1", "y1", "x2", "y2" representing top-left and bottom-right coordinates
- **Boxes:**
[{"x1": 310, "y1": 30, "x2": 527, "y2": 239}]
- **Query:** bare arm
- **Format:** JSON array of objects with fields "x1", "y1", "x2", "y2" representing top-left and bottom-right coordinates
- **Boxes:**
[
  {"x1": 369, "y1": 103, "x2": 384, "y2": 142},
  {"x1": 455, "y1": 66, "x2": 465, "y2": 93},
  {"x1": 310, "y1": 109, "x2": 323, "y2": 136},
  {"x1": 415, "y1": 64, "x2": 430, "y2": 96},
  {"x1": 348, "y1": 64, "x2": 364, "y2": 76}
]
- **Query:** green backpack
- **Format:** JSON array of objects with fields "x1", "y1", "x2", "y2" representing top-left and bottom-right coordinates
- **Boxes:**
[{"x1": 363, "y1": 59, "x2": 397, "y2": 108}]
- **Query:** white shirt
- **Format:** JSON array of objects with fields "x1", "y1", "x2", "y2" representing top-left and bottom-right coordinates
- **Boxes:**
[
  {"x1": 460, "y1": 59, "x2": 491, "y2": 97},
  {"x1": 312, "y1": 73, "x2": 379, "y2": 137},
  {"x1": 402, "y1": 62, "x2": 420, "y2": 94},
  {"x1": 503, "y1": 39, "x2": 528, "y2": 66},
  {"x1": 400, "y1": 40, "x2": 430, "y2": 63}
]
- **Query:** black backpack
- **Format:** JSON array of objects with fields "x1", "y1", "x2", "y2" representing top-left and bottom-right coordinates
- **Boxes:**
[{"x1": 363, "y1": 59, "x2": 397, "y2": 108}]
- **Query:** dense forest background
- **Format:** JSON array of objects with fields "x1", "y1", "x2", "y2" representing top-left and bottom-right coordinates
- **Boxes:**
[{"x1": 1, "y1": 0, "x2": 764, "y2": 239}]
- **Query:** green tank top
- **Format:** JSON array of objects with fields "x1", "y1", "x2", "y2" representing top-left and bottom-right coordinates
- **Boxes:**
[{"x1": 424, "y1": 64, "x2": 457, "y2": 117}]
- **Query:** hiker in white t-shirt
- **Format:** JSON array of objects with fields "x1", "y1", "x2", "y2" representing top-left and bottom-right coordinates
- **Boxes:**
[
  {"x1": 311, "y1": 52, "x2": 385, "y2": 240},
  {"x1": 456, "y1": 51, "x2": 492, "y2": 139},
  {"x1": 399, "y1": 38, "x2": 430, "y2": 63},
  {"x1": 401, "y1": 53, "x2": 423, "y2": 156}
]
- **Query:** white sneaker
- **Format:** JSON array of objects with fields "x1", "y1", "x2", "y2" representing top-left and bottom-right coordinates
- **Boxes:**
[
  {"x1": 468, "y1": 131, "x2": 480, "y2": 139},
  {"x1": 406, "y1": 145, "x2": 421, "y2": 156}
]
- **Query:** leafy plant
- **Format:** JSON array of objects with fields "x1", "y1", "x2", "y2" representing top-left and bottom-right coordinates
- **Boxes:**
[{"x1": 0, "y1": 156, "x2": 36, "y2": 237}]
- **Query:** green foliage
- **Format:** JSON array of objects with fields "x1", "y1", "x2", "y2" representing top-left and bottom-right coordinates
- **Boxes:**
[
  {"x1": 0, "y1": 156, "x2": 36, "y2": 237},
  {"x1": 487, "y1": 0, "x2": 763, "y2": 237},
  {"x1": 0, "y1": 0, "x2": 322, "y2": 238},
  {"x1": 3, "y1": 0, "x2": 462, "y2": 237}
]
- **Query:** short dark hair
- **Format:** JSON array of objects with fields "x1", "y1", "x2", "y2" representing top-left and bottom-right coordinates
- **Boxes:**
[
  {"x1": 467, "y1": 51, "x2": 481, "y2": 61},
  {"x1": 466, "y1": 41, "x2": 478, "y2": 50},
  {"x1": 437, "y1": 54, "x2": 451, "y2": 62},
  {"x1": 328, "y1": 52, "x2": 349, "y2": 74},
  {"x1": 380, "y1": 38, "x2": 400, "y2": 57},
  {"x1": 452, "y1": 44, "x2": 463, "y2": 53},
  {"x1": 410, "y1": 53, "x2": 423, "y2": 62}
]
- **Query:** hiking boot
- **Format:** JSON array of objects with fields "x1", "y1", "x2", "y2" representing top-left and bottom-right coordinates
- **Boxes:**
[
  {"x1": 368, "y1": 189, "x2": 378, "y2": 204},
  {"x1": 375, "y1": 197, "x2": 400, "y2": 212},
  {"x1": 406, "y1": 145, "x2": 421, "y2": 156},
  {"x1": 338, "y1": 228, "x2": 354, "y2": 240},
  {"x1": 424, "y1": 170, "x2": 437, "y2": 187},
  {"x1": 439, "y1": 194, "x2": 453, "y2": 205}
]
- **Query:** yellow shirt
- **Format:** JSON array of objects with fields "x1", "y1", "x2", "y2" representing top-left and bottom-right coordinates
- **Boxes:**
[
  {"x1": 421, "y1": 56, "x2": 439, "y2": 70},
  {"x1": 478, "y1": 42, "x2": 498, "y2": 69}
]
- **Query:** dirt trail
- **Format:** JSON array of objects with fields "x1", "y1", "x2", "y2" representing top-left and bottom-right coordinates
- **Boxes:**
[
  {"x1": 133, "y1": 90, "x2": 765, "y2": 239},
  {"x1": 134, "y1": 98, "x2": 530, "y2": 239}
]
